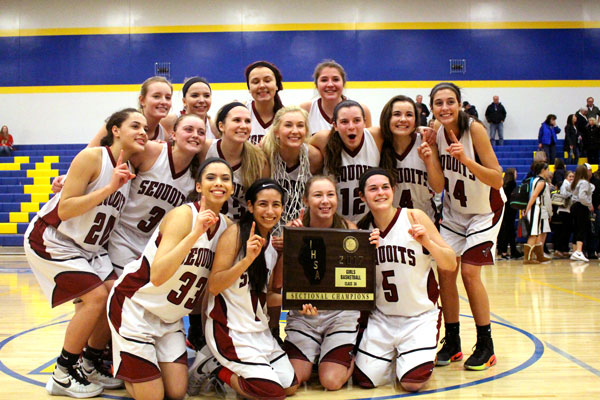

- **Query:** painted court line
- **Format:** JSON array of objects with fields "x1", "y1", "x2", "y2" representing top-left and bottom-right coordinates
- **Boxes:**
[
  {"x1": 518, "y1": 274, "x2": 600, "y2": 303},
  {"x1": 544, "y1": 342, "x2": 600, "y2": 378}
]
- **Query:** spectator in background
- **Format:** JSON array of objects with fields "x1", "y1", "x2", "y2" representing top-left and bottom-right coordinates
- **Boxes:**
[
  {"x1": 586, "y1": 168, "x2": 600, "y2": 259},
  {"x1": 416, "y1": 94, "x2": 430, "y2": 126},
  {"x1": 569, "y1": 164, "x2": 594, "y2": 262},
  {"x1": 552, "y1": 171, "x2": 574, "y2": 258},
  {"x1": 497, "y1": 168, "x2": 521, "y2": 260},
  {"x1": 575, "y1": 108, "x2": 588, "y2": 136},
  {"x1": 462, "y1": 101, "x2": 479, "y2": 118},
  {"x1": 0, "y1": 125, "x2": 14, "y2": 156},
  {"x1": 552, "y1": 158, "x2": 566, "y2": 189},
  {"x1": 564, "y1": 114, "x2": 580, "y2": 165},
  {"x1": 587, "y1": 97, "x2": 599, "y2": 120},
  {"x1": 538, "y1": 114, "x2": 560, "y2": 163},
  {"x1": 523, "y1": 161, "x2": 552, "y2": 264},
  {"x1": 485, "y1": 95, "x2": 507, "y2": 145},
  {"x1": 585, "y1": 117, "x2": 600, "y2": 164}
]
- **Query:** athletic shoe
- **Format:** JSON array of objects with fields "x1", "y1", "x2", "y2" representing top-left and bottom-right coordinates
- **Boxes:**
[
  {"x1": 80, "y1": 359, "x2": 123, "y2": 389},
  {"x1": 435, "y1": 335, "x2": 463, "y2": 366},
  {"x1": 46, "y1": 364, "x2": 103, "y2": 398},
  {"x1": 464, "y1": 336, "x2": 497, "y2": 371},
  {"x1": 570, "y1": 251, "x2": 589, "y2": 262},
  {"x1": 187, "y1": 345, "x2": 222, "y2": 396},
  {"x1": 200, "y1": 369, "x2": 227, "y2": 399}
]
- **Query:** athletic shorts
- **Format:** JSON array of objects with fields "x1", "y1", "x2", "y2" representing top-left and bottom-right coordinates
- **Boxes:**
[
  {"x1": 107, "y1": 224, "x2": 145, "y2": 276},
  {"x1": 440, "y1": 205, "x2": 504, "y2": 265},
  {"x1": 206, "y1": 318, "x2": 296, "y2": 393},
  {"x1": 24, "y1": 229, "x2": 115, "y2": 308},
  {"x1": 107, "y1": 293, "x2": 187, "y2": 383},
  {"x1": 284, "y1": 310, "x2": 359, "y2": 366},
  {"x1": 354, "y1": 308, "x2": 440, "y2": 387}
]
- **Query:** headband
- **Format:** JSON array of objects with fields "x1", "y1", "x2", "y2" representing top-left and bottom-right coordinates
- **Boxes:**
[
  {"x1": 182, "y1": 77, "x2": 211, "y2": 97},
  {"x1": 216, "y1": 102, "x2": 247, "y2": 129}
]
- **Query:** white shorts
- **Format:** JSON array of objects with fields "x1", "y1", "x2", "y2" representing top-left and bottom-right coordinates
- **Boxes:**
[
  {"x1": 440, "y1": 205, "x2": 504, "y2": 265},
  {"x1": 206, "y1": 318, "x2": 296, "y2": 397},
  {"x1": 354, "y1": 308, "x2": 440, "y2": 388},
  {"x1": 107, "y1": 224, "x2": 146, "y2": 276},
  {"x1": 284, "y1": 310, "x2": 359, "y2": 366},
  {"x1": 107, "y1": 293, "x2": 187, "y2": 383},
  {"x1": 24, "y1": 228, "x2": 115, "y2": 307}
]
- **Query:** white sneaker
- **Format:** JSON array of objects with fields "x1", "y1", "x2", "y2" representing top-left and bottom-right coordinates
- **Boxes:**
[
  {"x1": 80, "y1": 360, "x2": 123, "y2": 389},
  {"x1": 570, "y1": 251, "x2": 589, "y2": 262},
  {"x1": 187, "y1": 345, "x2": 221, "y2": 396},
  {"x1": 46, "y1": 365, "x2": 103, "y2": 398}
]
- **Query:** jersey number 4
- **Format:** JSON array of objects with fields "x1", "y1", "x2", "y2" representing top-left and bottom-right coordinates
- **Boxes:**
[{"x1": 444, "y1": 178, "x2": 468, "y2": 207}]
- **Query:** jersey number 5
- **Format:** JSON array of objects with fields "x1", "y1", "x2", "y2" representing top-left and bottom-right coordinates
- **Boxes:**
[{"x1": 381, "y1": 270, "x2": 399, "y2": 303}]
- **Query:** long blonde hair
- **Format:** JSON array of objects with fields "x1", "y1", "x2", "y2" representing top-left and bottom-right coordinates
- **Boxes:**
[{"x1": 138, "y1": 76, "x2": 173, "y2": 110}]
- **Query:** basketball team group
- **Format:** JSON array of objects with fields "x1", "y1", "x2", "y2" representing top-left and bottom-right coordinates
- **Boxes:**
[{"x1": 24, "y1": 60, "x2": 506, "y2": 399}]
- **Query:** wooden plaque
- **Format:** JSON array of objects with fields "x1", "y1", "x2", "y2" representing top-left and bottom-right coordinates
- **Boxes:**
[{"x1": 282, "y1": 226, "x2": 376, "y2": 311}]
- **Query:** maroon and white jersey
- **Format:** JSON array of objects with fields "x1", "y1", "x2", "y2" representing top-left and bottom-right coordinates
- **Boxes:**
[
  {"x1": 207, "y1": 238, "x2": 278, "y2": 333},
  {"x1": 308, "y1": 98, "x2": 333, "y2": 135},
  {"x1": 370, "y1": 208, "x2": 438, "y2": 317},
  {"x1": 393, "y1": 133, "x2": 437, "y2": 221},
  {"x1": 436, "y1": 120, "x2": 505, "y2": 215},
  {"x1": 205, "y1": 139, "x2": 246, "y2": 221},
  {"x1": 108, "y1": 143, "x2": 194, "y2": 270},
  {"x1": 27, "y1": 146, "x2": 130, "y2": 257},
  {"x1": 150, "y1": 123, "x2": 167, "y2": 142},
  {"x1": 324, "y1": 128, "x2": 380, "y2": 223},
  {"x1": 246, "y1": 100, "x2": 273, "y2": 145},
  {"x1": 110, "y1": 206, "x2": 227, "y2": 324}
]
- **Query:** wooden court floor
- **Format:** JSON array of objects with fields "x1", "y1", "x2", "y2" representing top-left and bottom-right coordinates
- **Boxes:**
[{"x1": 1, "y1": 253, "x2": 599, "y2": 399}]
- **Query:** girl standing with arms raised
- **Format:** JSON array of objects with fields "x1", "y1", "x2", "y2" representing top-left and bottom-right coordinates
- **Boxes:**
[
  {"x1": 25, "y1": 108, "x2": 145, "y2": 398},
  {"x1": 300, "y1": 60, "x2": 372, "y2": 135},
  {"x1": 429, "y1": 82, "x2": 505, "y2": 370}
]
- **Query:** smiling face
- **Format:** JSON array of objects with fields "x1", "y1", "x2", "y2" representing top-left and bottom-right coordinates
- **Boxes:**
[
  {"x1": 196, "y1": 161, "x2": 234, "y2": 208},
  {"x1": 333, "y1": 106, "x2": 365, "y2": 149},
  {"x1": 305, "y1": 178, "x2": 337, "y2": 223},
  {"x1": 219, "y1": 106, "x2": 252, "y2": 144},
  {"x1": 113, "y1": 112, "x2": 148, "y2": 152},
  {"x1": 360, "y1": 174, "x2": 394, "y2": 212},
  {"x1": 139, "y1": 82, "x2": 172, "y2": 120},
  {"x1": 183, "y1": 82, "x2": 212, "y2": 118},
  {"x1": 247, "y1": 189, "x2": 283, "y2": 233},
  {"x1": 173, "y1": 115, "x2": 206, "y2": 155},
  {"x1": 275, "y1": 111, "x2": 307, "y2": 150},
  {"x1": 316, "y1": 66, "x2": 345, "y2": 102},
  {"x1": 432, "y1": 89, "x2": 460, "y2": 126},
  {"x1": 389, "y1": 101, "x2": 417, "y2": 137},
  {"x1": 248, "y1": 67, "x2": 278, "y2": 103}
]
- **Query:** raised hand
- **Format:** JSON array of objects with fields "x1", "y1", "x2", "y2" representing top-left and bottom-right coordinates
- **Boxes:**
[
  {"x1": 195, "y1": 196, "x2": 218, "y2": 235},
  {"x1": 417, "y1": 141, "x2": 433, "y2": 162},
  {"x1": 407, "y1": 210, "x2": 430, "y2": 247},
  {"x1": 445, "y1": 129, "x2": 466, "y2": 163},
  {"x1": 299, "y1": 303, "x2": 318, "y2": 316},
  {"x1": 419, "y1": 126, "x2": 437, "y2": 147},
  {"x1": 288, "y1": 208, "x2": 305, "y2": 228},
  {"x1": 245, "y1": 222, "x2": 266, "y2": 264},
  {"x1": 109, "y1": 150, "x2": 136, "y2": 192},
  {"x1": 369, "y1": 228, "x2": 380, "y2": 247}
]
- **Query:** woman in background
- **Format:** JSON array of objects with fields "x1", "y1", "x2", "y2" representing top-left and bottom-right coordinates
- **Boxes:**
[
  {"x1": 0, "y1": 125, "x2": 14, "y2": 156},
  {"x1": 497, "y1": 168, "x2": 522, "y2": 260}
]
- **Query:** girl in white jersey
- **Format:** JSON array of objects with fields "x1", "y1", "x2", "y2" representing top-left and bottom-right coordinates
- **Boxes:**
[
  {"x1": 379, "y1": 95, "x2": 444, "y2": 221},
  {"x1": 24, "y1": 108, "x2": 145, "y2": 398},
  {"x1": 201, "y1": 102, "x2": 269, "y2": 222},
  {"x1": 283, "y1": 175, "x2": 378, "y2": 391},
  {"x1": 353, "y1": 168, "x2": 456, "y2": 392},
  {"x1": 108, "y1": 157, "x2": 233, "y2": 400},
  {"x1": 162, "y1": 76, "x2": 218, "y2": 140},
  {"x1": 206, "y1": 179, "x2": 299, "y2": 400},
  {"x1": 429, "y1": 82, "x2": 505, "y2": 371},
  {"x1": 244, "y1": 61, "x2": 284, "y2": 145},
  {"x1": 52, "y1": 77, "x2": 173, "y2": 193},
  {"x1": 310, "y1": 100, "x2": 383, "y2": 223},
  {"x1": 300, "y1": 60, "x2": 372, "y2": 135},
  {"x1": 108, "y1": 113, "x2": 205, "y2": 275}
]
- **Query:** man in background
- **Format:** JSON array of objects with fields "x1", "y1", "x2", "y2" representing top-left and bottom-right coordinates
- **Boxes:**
[
  {"x1": 587, "y1": 97, "x2": 599, "y2": 120},
  {"x1": 463, "y1": 101, "x2": 479, "y2": 118},
  {"x1": 416, "y1": 95, "x2": 430, "y2": 126},
  {"x1": 485, "y1": 95, "x2": 507, "y2": 145}
]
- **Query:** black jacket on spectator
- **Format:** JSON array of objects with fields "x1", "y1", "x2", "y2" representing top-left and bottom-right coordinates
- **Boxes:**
[
  {"x1": 576, "y1": 111, "x2": 588, "y2": 133},
  {"x1": 586, "y1": 125, "x2": 600, "y2": 151},
  {"x1": 592, "y1": 175, "x2": 600, "y2": 210},
  {"x1": 564, "y1": 125, "x2": 578, "y2": 148},
  {"x1": 552, "y1": 169, "x2": 566, "y2": 189},
  {"x1": 465, "y1": 106, "x2": 479, "y2": 119},
  {"x1": 417, "y1": 103, "x2": 430, "y2": 126},
  {"x1": 485, "y1": 103, "x2": 507, "y2": 124}
]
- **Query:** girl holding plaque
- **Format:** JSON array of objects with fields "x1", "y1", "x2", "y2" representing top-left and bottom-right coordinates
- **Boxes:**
[
  {"x1": 310, "y1": 100, "x2": 383, "y2": 223},
  {"x1": 205, "y1": 179, "x2": 299, "y2": 400},
  {"x1": 428, "y1": 83, "x2": 505, "y2": 371},
  {"x1": 353, "y1": 168, "x2": 456, "y2": 392},
  {"x1": 283, "y1": 175, "x2": 378, "y2": 391}
]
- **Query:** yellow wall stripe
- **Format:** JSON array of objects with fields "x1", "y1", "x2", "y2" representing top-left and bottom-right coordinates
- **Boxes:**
[
  {"x1": 1, "y1": 80, "x2": 599, "y2": 94},
  {"x1": 2, "y1": 21, "x2": 599, "y2": 37}
]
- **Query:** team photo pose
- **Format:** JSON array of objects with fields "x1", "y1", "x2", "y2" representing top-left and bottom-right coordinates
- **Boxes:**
[
  {"x1": 205, "y1": 179, "x2": 299, "y2": 400},
  {"x1": 283, "y1": 175, "x2": 376, "y2": 390},
  {"x1": 107, "y1": 157, "x2": 233, "y2": 400},
  {"x1": 108, "y1": 113, "x2": 205, "y2": 275},
  {"x1": 429, "y1": 82, "x2": 505, "y2": 370},
  {"x1": 244, "y1": 61, "x2": 285, "y2": 145},
  {"x1": 311, "y1": 100, "x2": 383, "y2": 223},
  {"x1": 24, "y1": 108, "x2": 145, "y2": 398},
  {"x1": 353, "y1": 168, "x2": 456, "y2": 392},
  {"x1": 162, "y1": 76, "x2": 218, "y2": 140},
  {"x1": 202, "y1": 102, "x2": 269, "y2": 221},
  {"x1": 300, "y1": 60, "x2": 372, "y2": 135},
  {"x1": 379, "y1": 95, "x2": 444, "y2": 221}
]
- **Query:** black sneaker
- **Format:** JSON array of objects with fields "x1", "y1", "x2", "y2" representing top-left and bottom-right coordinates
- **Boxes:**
[
  {"x1": 435, "y1": 335, "x2": 462, "y2": 366},
  {"x1": 510, "y1": 251, "x2": 523, "y2": 260},
  {"x1": 464, "y1": 336, "x2": 497, "y2": 370}
]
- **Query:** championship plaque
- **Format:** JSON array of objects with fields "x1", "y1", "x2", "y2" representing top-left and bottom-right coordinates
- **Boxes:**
[{"x1": 282, "y1": 227, "x2": 376, "y2": 310}]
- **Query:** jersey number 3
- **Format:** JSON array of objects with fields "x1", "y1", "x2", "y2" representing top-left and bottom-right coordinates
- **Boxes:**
[{"x1": 167, "y1": 272, "x2": 207, "y2": 310}]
